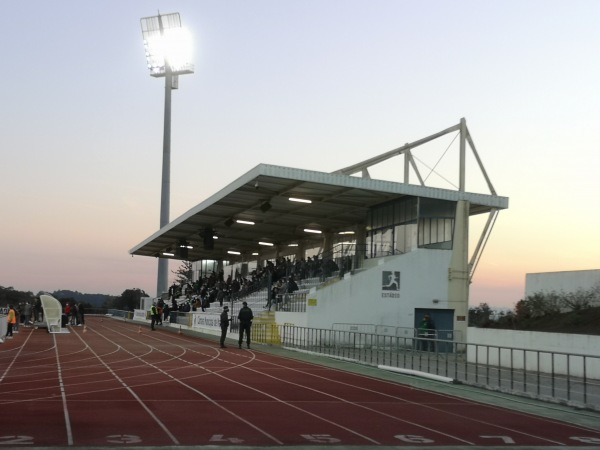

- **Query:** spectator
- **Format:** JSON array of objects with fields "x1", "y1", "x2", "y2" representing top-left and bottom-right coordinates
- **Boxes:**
[
  {"x1": 65, "y1": 303, "x2": 72, "y2": 326},
  {"x1": 5, "y1": 304, "x2": 17, "y2": 339},
  {"x1": 22, "y1": 301, "x2": 32, "y2": 326},
  {"x1": 219, "y1": 306, "x2": 231, "y2": 348},
  {"x1": 238, "y1": 301, "x2": 254, "y2": 349},
  {"x1": 70, "y1": 303, "x2": 79, "y2": 325},
  {"x1": 150, "y1": 303, "x2": 159, "y2": 331},
  {"x1": 34, "y1": 297, "x2": 43, "y2": 322},
  {"x1": 418, "y1": 314, "x2": 436, "y2": 351},
  {"x1": 157, "y1": 299, "x2": 164, "y2": 325},
  {"x1": 78, "y1": 303, "x2": 86, "y2": 326},
  {"x1": 162, "y1": 303, "x2": 170, "y2": 323}
]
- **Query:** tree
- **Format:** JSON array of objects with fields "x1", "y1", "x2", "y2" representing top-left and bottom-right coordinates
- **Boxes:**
[
  {"x1": 0, "y1": 286, "x2": 35, "y2": 306},
  {"x1": 108, "y1": 288, "x2": 147, "y2": 311},
  {"x1": 173, "y1": 261, "x2": 193, "y2": 286},
  {"x1": 562, "y1": 288, "x2": 595, "y2": 311},
  {"x1": 468, "y1": 302, "x2": 492, "y2": 327}
]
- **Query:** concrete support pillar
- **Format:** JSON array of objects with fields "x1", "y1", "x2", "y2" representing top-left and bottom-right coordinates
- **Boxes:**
[
  {"x1": 354, "y1": 225, "x2": 367, "y2": 270},
  {"x1": 448, "y1": 200, "x2": 470, "y2": 343},
  {"x1": 296, "y1": 241, "x2": 305, "y2": 260},
  {"x1": 323, "y1": 232, "x2": 334, "y2": 258}
]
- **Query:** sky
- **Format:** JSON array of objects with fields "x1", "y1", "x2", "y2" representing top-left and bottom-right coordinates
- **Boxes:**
[{"x1": 1, "y1": 1, "x2": 599, "y2": 308}]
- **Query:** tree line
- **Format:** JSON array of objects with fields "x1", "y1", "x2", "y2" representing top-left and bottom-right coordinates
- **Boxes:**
[
  {"x1": 0, "y1": 285, "x2": 148, "y2": 312},
  {"x1": 469, "y1": 284, "x2": 600, "y2": 335}
]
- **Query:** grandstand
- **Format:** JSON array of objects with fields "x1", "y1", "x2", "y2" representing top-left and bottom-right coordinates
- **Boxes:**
[{"x1": 130, "y1": 119, "x2": 509, "y2": 345}]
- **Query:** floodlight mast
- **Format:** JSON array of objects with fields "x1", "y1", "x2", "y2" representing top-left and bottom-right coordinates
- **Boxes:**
[{"x1": 140, "y1": 12, "x2": 194, "y2": 297}]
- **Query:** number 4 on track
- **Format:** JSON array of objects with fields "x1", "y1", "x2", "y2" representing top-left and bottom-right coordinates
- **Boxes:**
[{"x1": 209, "y1": 434, "x2": 244, "y2": 444}]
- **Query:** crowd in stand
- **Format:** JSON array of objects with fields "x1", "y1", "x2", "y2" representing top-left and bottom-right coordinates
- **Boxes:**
[{"x1": 166, "y1": 254, "x2": 349, "y2": 313}]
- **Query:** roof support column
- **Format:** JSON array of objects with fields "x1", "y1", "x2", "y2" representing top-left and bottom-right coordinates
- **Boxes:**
[
  {"x1": 459, "y1": 117, "x2": 466, "y2": 192},
  {"x1": 295, "y1": 241, "x2": 305, "y2": 261},
  {"x1": 448, "y1": 200, "x2": 469, "y2": 344},
  {"x1": 354, "y1": 225, "x2": 367, "y2": 270},
  {"x1": 323, "y1": 232, "x2": 334, "y2": 259}
]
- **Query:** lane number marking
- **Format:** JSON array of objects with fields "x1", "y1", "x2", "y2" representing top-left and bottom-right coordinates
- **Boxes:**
[
  {"x1": 481, "y1": 435, "x2": 515, "y2": 444},
  {"x1": 209, "y1": 434, "x2": 244, "y2": 444},
  {"x1": 394, "y1": 434, "x2": 435, "y2": 444},
  {"x1": 0, "y1": 435, "x2": 34, "y2": 445},
  {"x1": 106, "y1": 434, "x2": 142, "y2": 444},
  {"x1": 301, "y1": 434, "x2": 341, "y2": 444}
]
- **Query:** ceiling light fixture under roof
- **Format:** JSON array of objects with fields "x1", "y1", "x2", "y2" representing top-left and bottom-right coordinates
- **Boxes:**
[
  {"x1": 289, "y1": 197, "x2": 312, "y2": 204},
  {"x1": 162, "y1": 251, "x2": 175, "y2": 256},
  {"x1": 288, "y1": 243, "x2": 298, "y2": 247},
  {"x1": 258, "y1": 241, "x2": 274, "y2": 246},
  {"x1": 304, "y1": 228, "x2": 321, "y2": 234},
  {"x1": 236, "y1": 220, "x2": 255, "y2": 225},
  {"x1": 227, "y1": 250, "x2": 241, "y2": 255},
  {"x1": 338, "y1": 231, "x2": 355, "y2": 235}
]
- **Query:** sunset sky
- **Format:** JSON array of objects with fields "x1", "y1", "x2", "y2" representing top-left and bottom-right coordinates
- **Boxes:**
[{"x1": 1, "y1": 1, "x2": 599, "y2": 308}]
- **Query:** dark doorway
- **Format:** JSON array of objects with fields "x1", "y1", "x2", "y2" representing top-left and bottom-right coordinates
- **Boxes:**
[{"x1": 415, "y1": 308, "x2": 455, "y2": 353}]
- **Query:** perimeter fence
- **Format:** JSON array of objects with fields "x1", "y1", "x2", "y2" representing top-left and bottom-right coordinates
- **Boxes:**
[{"x1": 250, "y1": 322, "x2": 600, "y2": 412}]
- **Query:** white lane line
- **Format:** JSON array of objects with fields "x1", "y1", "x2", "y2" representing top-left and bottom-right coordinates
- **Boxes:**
[
  {"x1": 97, "y1": 325, "x2": 284, "y2": 445},
  {"x1": 70, "y1": 330, "x2": 180, "y2": 445},
  {"x1": 0, "y1": 326, "x2": 35, "y2": 383},
  {"x1": 108, "y1": 328, "x2": 379, "y2": 445},
  {"x1": 251, "y1": 352, "x2": 569, "y2": 446},
  {"x1": 53, "y1": 333, "x2": 74, "y2": 446}
]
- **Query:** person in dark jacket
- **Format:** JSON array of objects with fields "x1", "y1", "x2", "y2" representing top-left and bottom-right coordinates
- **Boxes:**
[
  {"x1": 418, "y1": 314, "x2": 436, "y2": 351},
  {"x1": 237, "y1": 301, "x2": 254, "y2": 349},
  {"x1": 219, "y1": 306, "x2": 231, "y2": 348}
]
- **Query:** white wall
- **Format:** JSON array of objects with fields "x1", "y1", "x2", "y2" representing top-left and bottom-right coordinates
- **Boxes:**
[
  {"x1": 306, "y1": 249, "x2": 453, "y2": 330},
  {"x1": 467, "y1": 328, "x2": 600, "y2": 379},
  {"x1": 525, "y1": 269, "x2": 600, "y2": 297}
]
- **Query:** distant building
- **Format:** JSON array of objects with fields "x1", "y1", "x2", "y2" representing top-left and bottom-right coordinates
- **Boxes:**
[{"x1": 525, "y1": 269, "x2": 600, "y2": 306}]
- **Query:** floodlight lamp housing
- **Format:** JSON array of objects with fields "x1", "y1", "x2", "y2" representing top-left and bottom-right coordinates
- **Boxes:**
[{"x1": 141, "y1": 12, "x2": 194, "y2": 78}]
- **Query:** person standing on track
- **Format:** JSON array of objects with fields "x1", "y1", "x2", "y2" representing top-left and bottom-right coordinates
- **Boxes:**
[
  {"x1": 219, "y1": 306, "x2": 231, "y2": 348},
  {"x1": 65, "y1": 303, "x2": 72, "y2": 326},
  {"x1": 150, "y1": 303, "x2": 159, "y2": 331},
  {"x1": 78, "y1": 303, "x2": 85, "y2": 326},
  {"x1": 5, "y1": 304, "x2": 17, "y2": 339},
  {"x1": 237, "y1": 301, "x2": 254, "y2": 349}
]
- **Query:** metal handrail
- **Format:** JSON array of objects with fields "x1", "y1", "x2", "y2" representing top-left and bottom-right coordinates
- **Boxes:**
[{"x1": 250, "y1": 323, "x2": 600, "y2": 411}]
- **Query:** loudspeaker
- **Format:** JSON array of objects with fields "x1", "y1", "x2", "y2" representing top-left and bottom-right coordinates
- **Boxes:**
[
  {"x1": 176, "y1": 246, "x2": 189, "y2": 259},
  {"x1": 203, "y1": 227, "x2": 214, "y2": 250}
]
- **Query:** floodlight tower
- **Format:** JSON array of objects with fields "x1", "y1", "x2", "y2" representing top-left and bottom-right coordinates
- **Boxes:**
[{"x1": 140, "y1": 12, "x2": 194, "y2": 297}]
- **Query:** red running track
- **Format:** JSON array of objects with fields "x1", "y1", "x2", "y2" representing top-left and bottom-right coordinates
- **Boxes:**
[{"x1": 1, "y1": 316, "x2": 600, "y2": 448}]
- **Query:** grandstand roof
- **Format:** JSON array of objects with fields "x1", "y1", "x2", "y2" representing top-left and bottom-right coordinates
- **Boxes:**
[{"x1": 129, "y1": 163, "x2": 508, "y2": 262}]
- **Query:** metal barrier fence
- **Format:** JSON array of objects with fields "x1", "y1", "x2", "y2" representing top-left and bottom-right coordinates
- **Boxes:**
[
  {"x1": 107, "y1": 309, "x2": 132, "y2": 319},
  {"x1": 273, "y1": 292, "x2": 308, "y2": 312},
  {"x1": 250, "y1": 323, "x2": 600, "y2": 411}
]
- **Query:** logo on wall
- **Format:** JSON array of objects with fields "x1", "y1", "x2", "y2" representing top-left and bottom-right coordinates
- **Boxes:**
[{"x1": 382, "y1": 271, "x2": 400, "y2": 298}]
